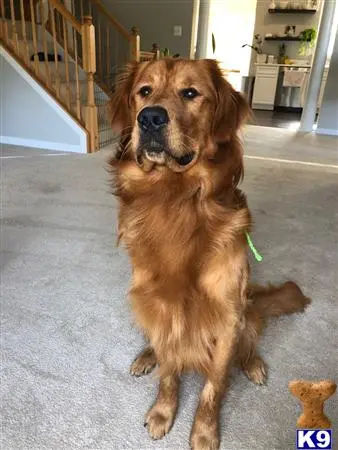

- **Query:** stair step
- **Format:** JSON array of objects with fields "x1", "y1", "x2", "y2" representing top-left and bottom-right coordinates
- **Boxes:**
[
  {"x1": 8, "y1": 38, "x2": 87, "y2": 79},
  {"x1": 68, "y1": 102, "x2": 110, "y2": 127},
  {"x1": 52, "y1": 80, "x2": 109, "y2": 103},
  {"x1": 3, "y1": 19, "x2": 42, "y2": 41},
  {"x1": 40, "y1": 62, "x2": 87, "y2": 81},
  {"x1": 8, "y1": 38, "x2": 52, "y2": 57}
]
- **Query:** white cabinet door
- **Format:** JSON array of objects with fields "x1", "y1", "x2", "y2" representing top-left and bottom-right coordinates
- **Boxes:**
[{"x1": 252, "y1": 66, "x2": 279, "y2": 110}]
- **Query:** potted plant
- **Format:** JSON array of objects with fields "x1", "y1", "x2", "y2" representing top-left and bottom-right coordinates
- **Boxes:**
[
  {"x1": 299, "y1": 28, "x2": 317, "y2": 56},
  {"x1": 242, "y1": 34, "x2": 266, "y2": 63},
  {"x1": 160, "y1": 48, "x2": 180, "y2": 58}
]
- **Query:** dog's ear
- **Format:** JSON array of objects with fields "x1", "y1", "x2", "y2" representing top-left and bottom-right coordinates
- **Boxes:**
[
  {"x1": 110, "y1": 62, "x2": 139, "y2": 134},
  {"x1": 203, "y1": 60, "x2": 250, "y2": 188},
  {"x1": 205, "y1": 59, "x2": 250, "y2": 142}
]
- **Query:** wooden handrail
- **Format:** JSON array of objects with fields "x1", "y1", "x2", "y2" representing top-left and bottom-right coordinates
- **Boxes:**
[
  {"x1": 89, "y1": 0, "x2": 130, "y2": 40},
  {"x1": 49, "y1": 0, "x2": 82, "y2": 33}
]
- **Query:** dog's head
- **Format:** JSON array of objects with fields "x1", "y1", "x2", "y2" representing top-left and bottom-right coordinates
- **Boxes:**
[{"x1": 110, "y1": 59, "x2": 249, "y2": 174}]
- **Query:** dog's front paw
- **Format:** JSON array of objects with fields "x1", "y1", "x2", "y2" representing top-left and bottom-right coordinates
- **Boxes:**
[
  {"x1": 190, "y1": 429, "x2": 220, "y2": 450},
  {"x1": 130, "y1": 347, "x2": 157, "y2": 377},
  {"x1": 144, "y1": 405, "x2": 175, "y2": 440}
]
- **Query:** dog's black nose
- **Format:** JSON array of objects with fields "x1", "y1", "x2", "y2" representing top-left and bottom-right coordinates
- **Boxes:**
[{"x1": 137, "y1": 106, "x2": 169, "y2": 132}]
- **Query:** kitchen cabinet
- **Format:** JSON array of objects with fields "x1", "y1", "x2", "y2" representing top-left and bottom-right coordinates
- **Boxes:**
[
  {"x1": 252, "y1": 65, "x2": 279, "y2": 110},
  {"x1": 252, "y1": 64, "x2": 329, "y2": 111}
]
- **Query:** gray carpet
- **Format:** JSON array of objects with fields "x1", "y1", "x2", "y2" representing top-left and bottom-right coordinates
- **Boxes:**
[{"x1": 1, "y1": 127, "x2": 338, "y2": 449}]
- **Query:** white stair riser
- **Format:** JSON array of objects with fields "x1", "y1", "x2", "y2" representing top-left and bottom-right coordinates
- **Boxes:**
[
  {"x1": 9, "y1": 38, "x2": 53, "y2": 56},
  {"x1": 38, "y1": 62, "x2": 87, "y2": 82}
]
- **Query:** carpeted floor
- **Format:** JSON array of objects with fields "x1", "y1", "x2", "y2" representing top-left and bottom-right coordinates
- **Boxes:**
[{"x1": 1, "y1": 126, "x2": 337, "y2": 449}]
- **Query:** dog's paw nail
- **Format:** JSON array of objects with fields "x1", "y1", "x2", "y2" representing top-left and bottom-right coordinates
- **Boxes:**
[
  {"x1": 130, "y1": 350, "x2": 157, "y2": 377},
  {"x1": 244, "y1": 356, "x2": 268, "y2": 386}
]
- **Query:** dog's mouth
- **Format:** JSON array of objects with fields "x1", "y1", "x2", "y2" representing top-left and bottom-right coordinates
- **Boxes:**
[
  {"x1": 137, "y1": 149, "x2": 196, "y2": 173},
  {"x1": 174, "y1": 153, "x2": 195, "y2": 166},
  {"x1": 136, "y1": 141, "x2": 197, "y2": 172}
]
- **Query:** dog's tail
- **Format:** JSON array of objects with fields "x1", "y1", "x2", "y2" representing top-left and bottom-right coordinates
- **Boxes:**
[
  {"x1": 237, "y1": 281, "x2": 310, "y2": 370},
  {"x1": 248, "y1": 281, "x2": 311, "y2": 318}
]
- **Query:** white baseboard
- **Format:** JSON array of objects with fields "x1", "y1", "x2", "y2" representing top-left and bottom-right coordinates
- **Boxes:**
[
  {"x1": 252, "y1": 103, "x2": 274, "y2": 111},
  {"x1": 315, "y1": 127, "x2": 338, "y2": 137},
  {"x1": 0, "y1": 136, "x2": 83, "y2": 153}
]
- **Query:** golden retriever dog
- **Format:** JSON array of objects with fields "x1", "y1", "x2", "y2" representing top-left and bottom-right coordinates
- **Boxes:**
[{"x1": 109, "y1": 59, "x2": 310, "y2": 450}]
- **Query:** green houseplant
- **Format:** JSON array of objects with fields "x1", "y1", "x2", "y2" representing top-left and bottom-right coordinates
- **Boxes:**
[
  {"x1": 242, "y1": 34, "x2": 263, "y2": 55},
  {"x1": 299, "y1": 28, "x2": 317, "y2": 56},
  {"x1": 242, "y1": 34, "x2": 266, "y2": 63}
]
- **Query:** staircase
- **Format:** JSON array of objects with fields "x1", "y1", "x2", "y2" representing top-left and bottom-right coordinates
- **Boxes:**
[{"x1": 0, "y1": 0, "x2": 160, "y2": 152}]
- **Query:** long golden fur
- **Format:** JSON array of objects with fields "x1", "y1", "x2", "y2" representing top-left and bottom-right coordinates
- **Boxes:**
[{"x1": 109, "y1": 59, "x2": 310, "y2": 450}]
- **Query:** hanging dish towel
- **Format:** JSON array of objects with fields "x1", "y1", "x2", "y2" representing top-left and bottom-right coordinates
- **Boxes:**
[{"x1": 283, "y1": 69, "x2": 307, "y2": 87}]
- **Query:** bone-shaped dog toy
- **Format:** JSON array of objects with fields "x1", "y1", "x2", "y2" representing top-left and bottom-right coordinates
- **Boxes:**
[{"x1": 289, "y1": 379, "x2": 336, "y2": 429}]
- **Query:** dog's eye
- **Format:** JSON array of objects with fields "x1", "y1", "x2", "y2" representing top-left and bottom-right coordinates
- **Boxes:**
[
  {"x1": 181, "y1": 88, "x2": 200, "y2": 100},
  {"x1": 139, "y1": 86, "x2": 152, "y2": 97}
]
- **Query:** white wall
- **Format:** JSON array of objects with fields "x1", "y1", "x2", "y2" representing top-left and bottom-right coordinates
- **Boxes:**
[
  {"x1": 208, "y1": 0, "x2": 257, "y2": 75},
  {"x1": 0, "y1": 48, "x2": 87, "y2": 152},
  {"x1": 317, "y1": 29, "x2": 338, "y2": 136}
]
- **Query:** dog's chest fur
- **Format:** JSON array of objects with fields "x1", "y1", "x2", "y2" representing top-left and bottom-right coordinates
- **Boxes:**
[{"x1": 118, "y1": 186, "x2": 249, "y2": 375}]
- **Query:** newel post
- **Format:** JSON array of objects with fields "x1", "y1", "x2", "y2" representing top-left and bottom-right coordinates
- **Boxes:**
[
  {"x1": 130, "y1": 26, "x2": 140, "y2": 62},
  {"x1": 82, "y1": 15, "x2": 98, "y2": 152}
]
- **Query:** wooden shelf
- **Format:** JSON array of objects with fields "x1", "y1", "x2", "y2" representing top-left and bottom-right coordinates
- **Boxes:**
[
  {"x1": 268, "y1": 8, "x2": 317, "y2": 14},
  {"x1": 265, "y1": 36, "x2": 310, "y2": 41}
]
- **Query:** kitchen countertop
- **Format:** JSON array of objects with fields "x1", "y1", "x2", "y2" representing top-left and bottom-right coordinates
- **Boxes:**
[
  {"x1": 255, "y1": 63, "x2": 311, "y2": 68},
  {"x1": 255, "y1": 63, "x2": 330, "y2": 69}
]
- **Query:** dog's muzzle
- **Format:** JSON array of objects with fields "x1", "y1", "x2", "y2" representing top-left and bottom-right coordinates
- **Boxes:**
[{"x1": 136, "y1": 106, "x2": 196, "y2": 170}]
